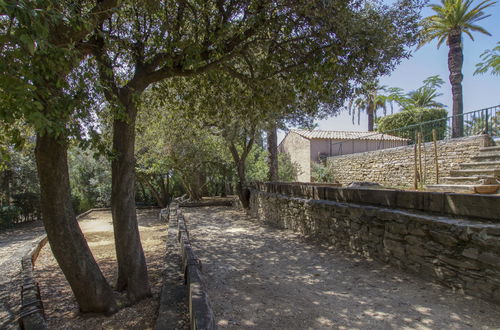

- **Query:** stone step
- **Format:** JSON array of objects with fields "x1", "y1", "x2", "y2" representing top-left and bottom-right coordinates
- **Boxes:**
[
  {"x1": 440, "y1": 176, "x2": 497, "y2": 185},
  {"x1": 449, "y1": 168, "x2": 500, "y2": 177},
  {"x1": 471, "y1": 154, "x2": 500, "y2": 162},
  {"x1": 425, "y1": 184, "x2": 500, "y2": 194},
  {"x1": 459, "y1": 161, "x2": 500, "y2": 169},
  {"x1": 479, "y1": 145, "x2": 500, "y2": 153}
]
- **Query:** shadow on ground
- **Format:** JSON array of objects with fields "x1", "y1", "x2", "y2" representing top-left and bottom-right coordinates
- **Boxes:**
[{"x1": 184, "y1": 207, "x2": 500, "y2": 330}]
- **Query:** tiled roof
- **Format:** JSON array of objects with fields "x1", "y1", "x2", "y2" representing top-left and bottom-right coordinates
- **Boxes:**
[{"x1": 291, "y1": 129, "x2": 409, "y2": 141}]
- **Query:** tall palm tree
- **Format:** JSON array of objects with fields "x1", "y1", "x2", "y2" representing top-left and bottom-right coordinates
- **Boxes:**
[
  {"x1": 348, "y1": 80, "x2": 389, "y2": 131},
  {"x1": 419, "y1": 0, "x2": 496, "y2": 138}
]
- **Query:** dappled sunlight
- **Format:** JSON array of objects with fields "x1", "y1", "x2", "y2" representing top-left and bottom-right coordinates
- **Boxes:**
[
  {"x1": 34, "y1": 209, "x2": 166, "y2": 329},
  {"x1": 184, "y1": 206, "x2": 500, "y2": 330}
]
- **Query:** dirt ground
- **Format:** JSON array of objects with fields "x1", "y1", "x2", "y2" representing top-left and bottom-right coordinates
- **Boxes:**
[
  {"x1": 184, "y1": 206, "x2": 500, "y2": 330},
  {"x1": 34, "y1": 209, "x2": 166, "y2": 329}
]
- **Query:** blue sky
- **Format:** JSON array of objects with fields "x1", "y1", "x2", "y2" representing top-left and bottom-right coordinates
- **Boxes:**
[{"x1": 280, "y1": 0, "x2": 500, "y2": 141}]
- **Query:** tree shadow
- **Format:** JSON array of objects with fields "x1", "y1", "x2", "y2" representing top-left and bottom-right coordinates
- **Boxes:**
[{"x1": 184, "y1": 207, "x2": 500, "y2": 330}]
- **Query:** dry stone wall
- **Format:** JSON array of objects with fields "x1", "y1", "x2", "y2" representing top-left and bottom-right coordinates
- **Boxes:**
[
  {"x1": 326, "y1": 135, "x2": 493, "y2": 187},
  {"x1": 249, "y1": 187, "x2": 500, "y2": 304}
]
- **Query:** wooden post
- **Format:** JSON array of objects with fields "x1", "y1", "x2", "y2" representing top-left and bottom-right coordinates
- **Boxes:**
[
  {"x1": 418, "y1": 132, "x2": 423, "y2": 189},
  {"x1": 432, "y1": 129, "x2": 439, "y2": 184},
  {"x1": 414, "y1": 130, "x2": 419, "y2": 190}
]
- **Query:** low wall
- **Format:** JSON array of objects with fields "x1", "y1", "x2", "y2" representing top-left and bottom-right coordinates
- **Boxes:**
[
  {"x1": 326, "y1": 135, "x2": 493, "y2": 187},
  {"x1": 249, "y1": 185, "x2": 500, "y2": 304}
]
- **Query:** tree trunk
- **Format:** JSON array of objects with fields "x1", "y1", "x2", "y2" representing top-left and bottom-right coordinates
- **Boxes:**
[
  {"x1": 235, "y1": 159, "x2": 250, "y2": 209},
  {"x1": 111, "y1": 99, "x2": 150, "y2": 303},
  {"x1": 367, "y1": 101, "x2": 375, "y2": 131},
  {"x1": 266, "y1": 123, "x2": 279, "y2": 182},
  {"x1": 158, "y1": 174, "x2": 169, "y2": 206},
  {"x1": 35, "y1": 134, "x2": 118, "y2": 314},
  {"x1": 142, "y1": 176, "x2": 166, "y2": 208},
  {"x1": 448, "y1": 30, "x2": 464, "y2": 138}
]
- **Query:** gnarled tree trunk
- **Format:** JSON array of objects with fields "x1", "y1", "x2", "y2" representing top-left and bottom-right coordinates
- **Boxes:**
[
  {"x1": 111, "y1": 97, "x2": 150, "y2": 302},
  {"x1": 266, "y1": 123, "x2": 279, "y2": 182},
  {"x1": 35, "y1": 134, "x2": 118, "y2": 314},
  {"x1": 448, "y1": 30, "x2": 464, "y2": 138}
]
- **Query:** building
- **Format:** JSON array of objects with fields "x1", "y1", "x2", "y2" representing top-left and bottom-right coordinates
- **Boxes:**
[{"x1": 278, "y1": 129, "x2": 409, "y2": 182}]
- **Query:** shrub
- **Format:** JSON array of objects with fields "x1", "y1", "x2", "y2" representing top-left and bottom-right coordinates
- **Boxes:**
[
  {"x1": 311, "y1": 163, "x2": 335, "y2": 183},
  {"x1": 376, "y1": 107, "x2": 448, "y2": 142}
]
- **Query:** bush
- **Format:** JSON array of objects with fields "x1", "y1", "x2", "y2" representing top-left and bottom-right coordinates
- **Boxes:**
[
  {"x1": 278, "y1": 153, "x2": 301, "y2": 182},
  {"x1": 311, "y1": 163, "x2": 335, "y2": 183},
  {"x1": 0, "y1": 205, "x2": 21, "y2": 228},
  {"x1": 376, "y1": 107, "x2": 448, "y2": 142}
]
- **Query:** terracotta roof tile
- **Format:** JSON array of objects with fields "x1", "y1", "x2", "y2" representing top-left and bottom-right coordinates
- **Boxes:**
[{"x1": 291, "y1": 129, "x2": 409, "y2": 141}]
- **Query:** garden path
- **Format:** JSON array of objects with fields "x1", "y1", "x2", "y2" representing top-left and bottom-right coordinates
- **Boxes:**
[
  {"x1": 184, "y1": 206, "x2": 500, "y2": 330},
  {"x1": 0, "y1": 221, "x2": 45, "y2": 329}
]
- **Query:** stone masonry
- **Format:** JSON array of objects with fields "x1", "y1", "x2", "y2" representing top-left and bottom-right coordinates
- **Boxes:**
[
  {"x1": 326, "y1": 135, "x2": 494, "y2": 188},
  {"x1": 249, "y1": 184, "x2": 500, "y2": 304}
]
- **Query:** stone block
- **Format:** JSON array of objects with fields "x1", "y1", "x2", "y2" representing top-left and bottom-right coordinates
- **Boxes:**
[
  {"x1": 461, "y1": 248, "x2": 479, "y2": 260},
  {"x1": 384, "y1": 238, "x2": 405, "y2": 258},
  {"x1": 406, "y1": 244, "x2": 433, "y2": 257},
  {"x1": 438, "y1": 255, "x2": 481, "y2": 270},
  {"x1": 388, "y1": 222, "x2": 408, "y2": 235},
  {"x1": 478, "y1": 252, "x2": 500, "y2": 269},
  {"x1": 429, "y1": 230, "x2": 459, "y2": 247}
]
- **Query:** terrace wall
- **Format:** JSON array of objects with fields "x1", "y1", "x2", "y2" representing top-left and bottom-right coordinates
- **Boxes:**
[
  {"x1": 249, "y1": 183, "x2": 500, "y2": 304},
  {"x1": 326, "y1": 135, "x2": 493, "y2": 187}
]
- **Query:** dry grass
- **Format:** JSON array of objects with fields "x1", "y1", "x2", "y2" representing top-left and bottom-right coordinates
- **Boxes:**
[{"x1": 34, "y1": 210, "x2": 166, "y2": 329}]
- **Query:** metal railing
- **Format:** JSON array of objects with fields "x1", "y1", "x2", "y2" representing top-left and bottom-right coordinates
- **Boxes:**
[{"x1": 329, "y1": 105, "x2": 499, "y2": 157}]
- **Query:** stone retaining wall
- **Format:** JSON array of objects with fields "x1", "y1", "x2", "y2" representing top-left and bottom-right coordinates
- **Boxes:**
[
  {"x1": 155, "y1": 204, "x2": 216, "y2": 330},
  {"x1": 249, "y1": 187, "x2": 500, "y2": 304},
  {"x1": 326, "y1": 135, "x2": 493, "y2": 187}
]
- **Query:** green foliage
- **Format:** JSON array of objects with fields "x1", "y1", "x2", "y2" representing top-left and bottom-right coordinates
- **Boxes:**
[
  {"x1": 278, "y1": 153, "x2": 301, "y2": 182},
  {"x1": 419, "y1": 0, "x2": 496, "y2": 49},
  {"x1": 475, "y1": 42, "x2": 500, "y2": 76},
  {"x1": 464, "y1": 115, "x2": 499, "y2": 136},
  {"x1": 311, "y1": 163, "x2": 335, "y2": 183},
  {"x1": 246, "y1": 147, "x2": 269, "y2": 183},
  {"x1": 0, "y1": 205, "x2": 21, "y2": 228},
  {"x1": 68, "y1": 147, "x2": 112, "y2": 214},
  {"x1": 376, "y1": 107, "x2": 448, "y2": 142}
]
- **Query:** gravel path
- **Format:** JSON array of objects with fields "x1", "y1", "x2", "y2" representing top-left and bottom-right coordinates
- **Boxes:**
[
  {"x1": 0, "y1": 221, "x2": 45, "y2": 329},
  {"x1": 184, "y1": 207, "x2": 500, "y2": 330}
]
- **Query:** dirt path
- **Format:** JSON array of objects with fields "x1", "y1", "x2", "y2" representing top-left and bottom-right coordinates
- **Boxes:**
[
  {"x1": 34, "y1": 210, "x2": 166, "y2": 329},
  {"x1": 0, "y1": 221, "x2": 45, "y2": 329},
  {"x1": 184, "y1": 207, "x2": 500, "y2": 330}
]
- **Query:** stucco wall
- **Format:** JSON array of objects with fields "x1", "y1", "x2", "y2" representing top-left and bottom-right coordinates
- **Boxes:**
[
  {"x1": 249, "y1": 186, "x2": 500, "y2": 304},
  {"x1": 326, "y1": 135, "x2": 492, "y2": 187},
  {"x1": 279, "y1": 132, "x2": 311, "y2": 182}
]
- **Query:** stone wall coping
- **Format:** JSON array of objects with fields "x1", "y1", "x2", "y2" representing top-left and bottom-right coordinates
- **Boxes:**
[
  {"x1": 19, "y1": 235, "x2": 49, "y2": 329},
  {"x1": 164, "y1": 204, "x2": 217, "y2": 330},
  {"x1": 253, "y1": 182, "x2": 500, "y2": 222},
  {"x1": 327, "y1": 135, "x2": 490, "y2": 159}
]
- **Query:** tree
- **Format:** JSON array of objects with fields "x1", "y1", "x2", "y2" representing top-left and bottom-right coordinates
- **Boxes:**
[
  {"x1": 0, "y1": 0, "x2": 120, "y2": 314},
  {"x1": 91, "y1": 0, "x2": 421, "y2": 267},
  {"x1": 399, "y1": 75, "x2": 446, "y2": 109},
  {"x1": 419, "y1": 0, "x2": 496, "y2": 138},
  {"x1": 348, "y1": 80, "x2": 390, "y2": 131},
  {"x1": 376, "y1": 76, "x2": 448, "y2": 141},
  {"x1": 475, "y1": 42, "x2": 500, "y2": 75}
]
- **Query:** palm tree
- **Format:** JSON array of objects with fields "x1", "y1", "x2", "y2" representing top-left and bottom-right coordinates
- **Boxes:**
[
  {"x1": 419, "y1": 0, "x2": 496, "y2": 138},
  {"x1": 348, "y1": 80, "x2": 389, "y2": 131},
  {"x1": 405, "y1": 75, "x2": 446, "y2": 109}
]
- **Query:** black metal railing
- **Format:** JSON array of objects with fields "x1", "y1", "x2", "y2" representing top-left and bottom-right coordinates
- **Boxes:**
[{"x1": 329, "y1": 105, "x2": 499, "y2": 157}]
